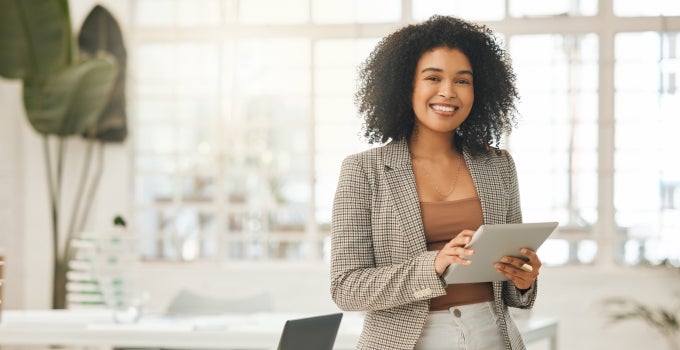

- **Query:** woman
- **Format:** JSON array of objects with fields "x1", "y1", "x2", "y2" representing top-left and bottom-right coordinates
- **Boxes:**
[{"x1": 330, "y1": 15, "x2": 542, "y2": 350}]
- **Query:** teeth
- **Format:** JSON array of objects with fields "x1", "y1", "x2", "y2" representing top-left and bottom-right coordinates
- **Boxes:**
[{"x1": 431, "y1": 104, "x2": 455, "y2": 112}]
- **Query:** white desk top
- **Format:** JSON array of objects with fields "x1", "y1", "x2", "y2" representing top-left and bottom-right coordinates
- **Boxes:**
[
  {"x1": 0, "y1": 309, "x2": 362, "y2": 349},
  {"x1": 0, "y1": 309, "x2": 556, "y2": 349}
]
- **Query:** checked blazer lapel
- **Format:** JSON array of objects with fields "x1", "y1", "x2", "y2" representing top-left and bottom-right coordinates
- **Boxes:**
[
  {"x1": 464, "y1": 151, "x2": 508, "y2": 225},
  {"x1": 382, "y1": 140, "x2": 428, "y2": 256}
]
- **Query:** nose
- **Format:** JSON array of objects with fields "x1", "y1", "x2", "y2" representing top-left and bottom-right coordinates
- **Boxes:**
[{"x1": 438, "y1": 83, "x2": 457, "y2": 98}]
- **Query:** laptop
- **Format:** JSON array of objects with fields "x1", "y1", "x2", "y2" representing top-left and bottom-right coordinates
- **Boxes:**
[{"x1": 277, "y1": 313, "x2": 343, "y2": 350}]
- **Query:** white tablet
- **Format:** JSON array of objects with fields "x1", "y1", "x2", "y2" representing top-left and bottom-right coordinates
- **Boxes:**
[{"x1": 442, "y1": 222, "x2": 558, "y2": 284}]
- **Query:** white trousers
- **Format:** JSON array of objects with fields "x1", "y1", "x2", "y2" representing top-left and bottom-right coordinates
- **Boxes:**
[{"x1": 415, "y1": 301, "x2": 505, "y2": 350}]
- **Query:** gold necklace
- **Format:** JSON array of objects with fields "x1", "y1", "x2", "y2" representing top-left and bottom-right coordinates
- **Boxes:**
[{"x1": 413, "y1": 153, "x2": 463, "y2": 198}]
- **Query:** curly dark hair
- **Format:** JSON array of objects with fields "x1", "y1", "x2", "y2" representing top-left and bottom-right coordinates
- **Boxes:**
[{"x1": 355, "y1": 15, "x2": 519, "y2": 155}]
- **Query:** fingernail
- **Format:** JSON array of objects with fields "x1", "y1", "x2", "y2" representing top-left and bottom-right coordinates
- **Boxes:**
[
  {"x1": 521, "y1": 248, "x2": 528, "y2": 254},
  {"x1": 502, "y1": 257, "x2": 510, "y2": 262}
]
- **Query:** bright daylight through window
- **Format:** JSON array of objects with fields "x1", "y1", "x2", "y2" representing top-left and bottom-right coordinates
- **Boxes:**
[{"x1": 131, "y1": 0, "x2": 680, "y2": 267}]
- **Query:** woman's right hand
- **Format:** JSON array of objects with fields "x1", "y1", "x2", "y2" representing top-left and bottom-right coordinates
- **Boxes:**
[{"x1": 434, "y1": 229, "x2": 476, "y2": 276}]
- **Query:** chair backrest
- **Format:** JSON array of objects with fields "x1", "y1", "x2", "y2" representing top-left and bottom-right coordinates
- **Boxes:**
[{"x1": 277, "y1": 313, "x2": 343, "y2": 350}]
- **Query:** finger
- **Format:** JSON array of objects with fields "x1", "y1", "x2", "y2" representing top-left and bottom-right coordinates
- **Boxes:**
[
  {"x1": 438, "y1": 252, "x2": 472, "y2": 268},
  {"x1": 440, "y1": 246, "x2": 475, "y2": 268},
  {"x1": 458, "y1": 229, "x2": 476, "y2": 238},
  {"x1": 451, "y1": 255, "x2": 472, "y2": 265},
  {"x1": 520, "y1": 248, "x2": 543, "y2": 270},
  {"x1": 441, "y1": 247, "x2": 474, "y2": 260},
  {"x1": 495, "y1": 264, "x2": 533, "y2": 289},
  {"x1": 496, "y1": 260, "x2": 537, "y2": 279},
  {"x1": 455, "y1": 234, "x2": 472, "y2": 247},
  {"x1": 454, "y1": 245, "x2": 474, "y2": 257},
  {"x1": 499, "y1": 256, "x2": 532, "y2": 271},
  {"x1": 448, "y1": 229, "x2": 476, "y2": 247},
  {"x1": 520, "y1": 248, "x2": 539, "y2": 263}
]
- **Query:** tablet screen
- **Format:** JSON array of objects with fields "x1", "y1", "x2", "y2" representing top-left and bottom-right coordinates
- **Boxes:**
[{"x1": 442, "y1": 222, "x2": 558, "y2": 284}]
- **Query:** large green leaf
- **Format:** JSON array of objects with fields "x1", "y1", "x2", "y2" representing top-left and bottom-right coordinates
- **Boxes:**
[
  {"x1": 23, "y1": 55, "x2": 118, "y2": 136},
  {"x1": 78, "y1": 5, "x2": 128, "y2": 142},
  {"x1": 0, "y1": 0, "x2": 70, "y2": 79}
]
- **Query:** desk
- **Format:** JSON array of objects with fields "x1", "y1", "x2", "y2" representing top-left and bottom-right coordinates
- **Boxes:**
[{"x1": 0, "y1": 310, "x2": 557, "y2": 349}]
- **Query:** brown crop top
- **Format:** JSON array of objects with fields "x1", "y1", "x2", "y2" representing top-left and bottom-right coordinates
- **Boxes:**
[{"x1": 421, "y1": 197, "x2": 494, "y2": 311}]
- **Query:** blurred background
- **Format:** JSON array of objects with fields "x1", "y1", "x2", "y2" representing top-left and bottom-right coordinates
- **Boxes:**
[{"x1": 0, "y1": 0, "x2": 679, "y2": 349}]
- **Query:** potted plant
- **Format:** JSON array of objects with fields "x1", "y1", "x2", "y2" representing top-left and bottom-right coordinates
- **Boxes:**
[
  {"x1": 603, "y1": 293, "x2": 680, "y2": 350},
  {"x1": 0, "y1": 0, "x2": 127, "y2": 309}
]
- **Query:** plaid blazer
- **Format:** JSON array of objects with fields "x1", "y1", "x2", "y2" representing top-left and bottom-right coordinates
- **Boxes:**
[{"x1": 330, "y1": 139, "x2": 537, "y2": 350}]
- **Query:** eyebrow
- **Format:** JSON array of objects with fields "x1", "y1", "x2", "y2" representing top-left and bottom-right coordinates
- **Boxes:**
[{"x1": 420, "y1": 67, "x2": 473, "y2": 75}]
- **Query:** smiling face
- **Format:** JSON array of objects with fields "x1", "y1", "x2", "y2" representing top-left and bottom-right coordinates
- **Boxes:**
[{"x1": 411, "y1": 47, "x2": 474, "y2": 138}]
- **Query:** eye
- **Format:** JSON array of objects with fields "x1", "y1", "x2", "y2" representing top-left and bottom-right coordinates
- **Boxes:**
[
  {"x1": 425, "y1": 76, "x2": 441, "y2": 82},
  {"x1": 455, "y1": 78, "x2": 472, "y2": 85}
]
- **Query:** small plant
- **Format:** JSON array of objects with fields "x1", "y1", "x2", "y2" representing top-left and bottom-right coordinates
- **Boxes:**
[
  {"x1": 113, "y1": 215, "x2": 127, "y2": 228},
  {"x1": 603, "y1": 293, "x2": 680, "y2": 350}
]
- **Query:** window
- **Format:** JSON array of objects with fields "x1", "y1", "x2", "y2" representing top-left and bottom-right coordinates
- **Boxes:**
[
  {"x1": 131, "y1": 0, "x2": 680, "y2": 266},
  {"x1": 509, "y1": 34, "x2": 599, "y2": 265},
  {"x1": 614, "y1": 1, "x2": 680, "y2": 17},
  {"x1": 614, "y1": 31, "x2": 680, "y2": 265},
  {"x1": 509, "y1": 0, "x2": 598, "y2": 17},
  {"x1": 412, "y1": 0, "x2": 505, "y2": 21},
  {"x1": 312, "y1": 0, "x2": 401, "y2": 23}
]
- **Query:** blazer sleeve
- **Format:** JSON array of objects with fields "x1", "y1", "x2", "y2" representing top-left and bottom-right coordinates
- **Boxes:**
[
  {"x1": 329, "y1": 154, "x2": 446, "y2": 312},
  {"x1": 498, "y1": 150, "x2": 538, "y2": 308}
]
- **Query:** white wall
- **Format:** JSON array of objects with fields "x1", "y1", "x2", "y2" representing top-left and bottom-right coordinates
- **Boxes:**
[{"x1": 0, "y1": 77, "x2": 27, "y2": 308}]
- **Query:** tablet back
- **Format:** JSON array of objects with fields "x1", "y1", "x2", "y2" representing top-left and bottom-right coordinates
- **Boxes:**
[
  {"x1": 277, "y1": 313, "x2": 343, "y2": 350},
  {"x1": 443, "y1": 222, "x2": 558, "y2": 284}
]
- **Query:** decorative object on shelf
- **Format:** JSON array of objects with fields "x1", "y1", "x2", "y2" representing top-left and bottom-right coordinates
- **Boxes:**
[
  {"x1": 68, "y1": 215, "x2": 146, "y2": 323},
  {"x1": 0, "y1": 1, "x2": 127, "y2": 309},
  {"x1": 603, "y1": 293, "x2": 680, "y2": 350}
]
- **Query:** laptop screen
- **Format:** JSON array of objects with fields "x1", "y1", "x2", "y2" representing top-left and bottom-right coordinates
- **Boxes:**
[{"x1": 277, "y1": 313, "x2": 343, "y2": 350}]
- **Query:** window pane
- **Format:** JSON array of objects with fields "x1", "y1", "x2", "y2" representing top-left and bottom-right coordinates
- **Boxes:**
[
  {"x1": 136, "y1": 208, "x2": 218, "y2": 261},
  {"x1": 136, "y1": 175, "x2": 174, "y2": 205},
  {"x1": 509, "y1": 0, "x2": 598, "y2": 17},
  {"x1": 133, "y1": 0, "x2": 222, "y2": 27},
  {"x1": 135, "y1": 125, "x2": 176, "y2": 154},
  {"x1": 239, "y1": 0, "x2": 308, "y2": 24},
  {"x1": 413, "y1": 0, "x2": 505, "y2": 21},
  {"x1": 236, "y1": 39, "x2": 310, "y2": 96},
  {"x1": 313, "y1": 0, "x2": 401, "y2": 23},
  {"x1": 614, "y1": 0, "x2": 680, "y2": 16},
  {"x1": 614, "y1": 32, "x2": 680, "y2": 265}
]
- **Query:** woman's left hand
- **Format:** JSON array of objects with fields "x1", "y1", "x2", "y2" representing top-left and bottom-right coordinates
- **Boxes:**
[{"x1": 494, "y1": 248, "x2": 541, "y2": 290}]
